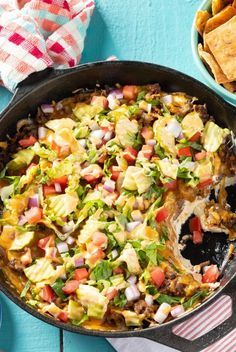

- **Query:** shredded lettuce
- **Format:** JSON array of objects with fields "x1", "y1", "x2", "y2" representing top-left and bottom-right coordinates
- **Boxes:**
[
  {"x1": 202, "y1": 121, "x2": 230, "y2": 152},
  {"x1": 76, "y1": 284, "x2": 109, "y2": 319},
  {"x1": 7, "y1": 149, "x2": 34, "y2": 171}
]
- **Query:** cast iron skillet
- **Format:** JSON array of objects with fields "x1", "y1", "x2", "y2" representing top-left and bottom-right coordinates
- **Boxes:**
[{"x1": 0, "y1": 61, "x2": 236, "y2": 352}]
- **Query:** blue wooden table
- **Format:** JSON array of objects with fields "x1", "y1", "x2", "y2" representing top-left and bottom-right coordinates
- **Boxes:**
[{"x1": 0, "y1": 1, "x2": 204, "y2": 351}]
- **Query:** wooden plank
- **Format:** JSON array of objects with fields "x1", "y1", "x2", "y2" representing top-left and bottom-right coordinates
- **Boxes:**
[{"x1": 0, "y1": 293, "x2": 60, "y2": 352}]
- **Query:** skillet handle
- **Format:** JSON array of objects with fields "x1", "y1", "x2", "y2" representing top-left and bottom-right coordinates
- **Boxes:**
[{"x1": 139, "y1": 277, "x2": 236, "y2": 352}]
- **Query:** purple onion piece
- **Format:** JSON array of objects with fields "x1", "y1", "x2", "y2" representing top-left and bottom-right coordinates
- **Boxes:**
[
  {"x1": 75, "y1": 257, "x2": 84, "y2": 267},
  {"x1": 41, "y1": 104, "x2": 54, "y2": 114},
  {"x1": 28, "y1": 195, "x2": 39, "y2": 208}
]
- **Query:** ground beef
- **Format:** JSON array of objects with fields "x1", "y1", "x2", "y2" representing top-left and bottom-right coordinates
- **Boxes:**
[
  {"x1": 134, "y1": 300, "x2": 156, "y2": 317},
  {"x1": 105, "y1": 311, "x2": 126, "y2": 329}
]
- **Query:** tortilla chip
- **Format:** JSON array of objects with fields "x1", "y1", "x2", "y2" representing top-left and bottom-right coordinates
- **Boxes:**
[
  {"x1": 198, "y1": 44, "x2": 230, "y2": 84},
  {"x1": 203, "y1": 31, "x2": 210, "y2": 52},
  {"x1": 195, "y1": 10, "x2": 211, "y2": 35},
  {"x1": 223, "y1": 81, "x2": 236, "y2": 92},
  {"x1": 204, "y1": 5, "x2": 236, "y2": 33},
  {"x1": 233, "y1": 0, "x2": 236, "y2": 7},
  {"x1": 212, "y1": 0, "x2": 225, "y2": 15},
  {"x1": 205, "y1": 16, "x2": 236, "y2": 81}
]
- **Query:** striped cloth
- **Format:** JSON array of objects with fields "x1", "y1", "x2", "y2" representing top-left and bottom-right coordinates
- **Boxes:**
[
  {"x1": 108, "y1": 294, "x2": 236, "y2": 352},
  {"x1": 0, "y1": 0, "x2": 94, "y2": 91}
]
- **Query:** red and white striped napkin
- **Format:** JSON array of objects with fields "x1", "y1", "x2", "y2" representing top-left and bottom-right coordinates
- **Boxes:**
[
  {"x1": 0, "y1": 0, "x2": 94, "y2": 92},
  {"x1": 108, "y1": 294, "x2": 236, "y2": 352}
]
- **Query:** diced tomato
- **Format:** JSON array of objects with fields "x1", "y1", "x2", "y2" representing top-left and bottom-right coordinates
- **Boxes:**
[
  {"x1": 38, "y1": 235, "x2": 55, "y2": 250},
  {"x1": 106, "y1": 288, "x2": 118, "y2": 300},
  {"x1": 202, "y1": 265, "x2": 219, "y2": 283},
  {"x1": 141, "y1": 126, "x2": 154, "y2": 140},
  {"x1": 122, "y1": 85, "x2": 138, "y2": 101},
  {"x1": 91, "y1": 96, "x2": 108, "y2": 109},
  {"x1": 123, "y1": 146, "x2": 138, "y2": 164},
  {"x1": 43, "y1": 185, "x2": 56, "y2": 196},
  {"x1": 155, "y1": 208, "x2": 168, "y2": 223},
  {"x1": 195, "y1": 151, "x2": 206, "y2": 161},
  {"x1": 189, "y1": 216, "x2": 201, "y2": 232},
  {"x1": 110, "y1": 166, "x2": 121, "y2": 181},
  {"x1": 178, "y1": 146, "x2": 192, "y2": 157},
  {"x1": 141, "y1": 145, "x2": 153, "y2": 160},
  {"x1": 19, "y1": 135, "x2": 37, "y2": 148},
  {"x1": 193, "y1": 231, "x2": 203, "y2": 245},
  {"x1": 51, "y1": 176, "x2": 68, "y2": 187},
  {"x1": 41, "y1": 285, "x2": 55, "y2": 303},
  {"x1": 198, "y1": 178, "x2": 213, "y2": 189},
  {"x1": 189, "y1": 131, "x2": 201, "y2": 142},
  {"x1": 113, "y1": 267, "x2": 124, "y2": 275},
  {"x1": 89, "y1": 248, "x2": 105, "y2": 265},
  {"x1": 92, "y1": 232, "x2": 108, "y2": 247},
  {"x1": 58, "y1": 311, "x2": 68, "y2": 323},
  {"x1": 62, "y1": 280, "x2": 79, "y2": 294},
  {"x1": 164, "y1": 180, "x2": 177, "y2": 190},
  {"x1": 151, "y1": 267, "x2": 165, "y2": 288},
  {"x1": 25, "y1": 207, "x2": 43, "y2": 224},
  {"x1": 74, "y1": 268, "x2": 89, "y2": 281}
]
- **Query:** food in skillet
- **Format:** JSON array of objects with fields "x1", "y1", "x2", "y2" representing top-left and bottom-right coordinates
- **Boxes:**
[
  {"x1": 0, "y1": 83, "x2": 235, "y2": 330},
  {"x1": 195, "y1": 0, "x2": 236, "y2": 94}
]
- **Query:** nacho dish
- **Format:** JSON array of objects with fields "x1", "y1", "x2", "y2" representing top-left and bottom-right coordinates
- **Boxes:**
[
  {"x1": 0, "y1": 83, "x2": 236, "y2": 331},
  {"x1": 195, "y1": 0, "x2": 236, "y2": 94}
]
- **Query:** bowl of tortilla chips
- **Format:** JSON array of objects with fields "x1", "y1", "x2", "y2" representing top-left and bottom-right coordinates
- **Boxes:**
[{"x1": 191, "y1": 0, "x2": 236, "y2": 105}]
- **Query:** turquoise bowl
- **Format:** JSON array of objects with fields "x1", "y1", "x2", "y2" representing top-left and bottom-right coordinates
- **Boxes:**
[{"x1": 191, "y1": 0, "x2": 236, "y2": 106}]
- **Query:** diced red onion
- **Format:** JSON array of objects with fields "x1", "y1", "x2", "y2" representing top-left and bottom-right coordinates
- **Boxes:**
[
  {"x1": 41, "y1": 104, "x2": 54, "y2": 114},
  {"x1": 112, "y1": 89, "x2": 123, "y2": 99},
  {"x1": 103, "y1": 179, "x2": 115, "y2": 193},
  {"x1": 56, "y1": 242, "x2": 69, "y2": 253},
  {"x1": 18, "y1": 214, "x2": 27, "y2": 226},
  {"x1": 104, "y1": 131, "x2": 113, "y2": 141},
  {"x1": 166, "y1": 119, "x2": 182, "y2": 138},
  {"x1": 127, "y1": 275, "x2": 137, "y2": 284},
  {"x1": 66, "y1": 236, "x2": 75, "y2": 245},
  {"x1": 147, "y1": 139, "x2": 156, "y2": 146},
  {"x1": 62, "y1": 221, "x2": 74, "y2": 234},
  {"x1": 177, "y1": 132, "x2": 184, "y2": 141},
  {"x1": 162, "y1": 95, "x2": 173, "y2": 104},
  {"x1": 170, "y1": 305, "x2": 185, "y2": 318},
  {"x1": 56, "y1": 101, "x2": 63, "y2": 111},
  {"x1": 125, "y1": 284, "x2": 140, "y2": 301},
  {"x1": 28, "y1": 195, "x2": 39, "y2": 208},
  {"x1": 111, "y1": 249, "x2": 119, "y2": 259},
  {"x1": 126, "y1": 221, "x2": 141, "y2": 232},
  {"x1": 90, "y1": 129, "x2": 105, "y2": 139},
  {"x1": 54, "y1": 183, "x2": 62, "y2": 193},
  {"x1": 75, "y1": 257, "x2": 84, "y2": 267},
  {"x1": 154, "y1": 302, "x2": 171, "y2": 323},
  {"x1": 107, "y1": 94, "x2": 120, "y2": 110},
  {"x1": 38, "y1": 127, "x2": 47, "y2": 139},
  {"x1": 78, "y1": 139, "x2": 86, "y2": 148},
  {"x1": 145, "y1": 294, "x2": 154, "y2": 306}
]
